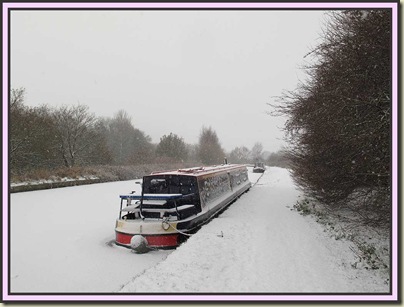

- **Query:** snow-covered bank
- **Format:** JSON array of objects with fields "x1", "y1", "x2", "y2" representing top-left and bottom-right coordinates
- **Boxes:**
[
  {"x1": 10, "y1": 175, "x2": 103, "y2": 193},
  {"x1": 10, "y1": 163, "x2": 196, "y2": 193},
  {"x1": 8, "y1": 167, "x2": 390, "y2": 297},
  {"x1": 119, "y1": 167, "x2": 389, "y2": 293}
]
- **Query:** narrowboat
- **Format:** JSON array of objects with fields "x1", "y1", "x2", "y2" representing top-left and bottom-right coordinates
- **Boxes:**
[
  {"x1": 115, "y1": 164, "x2": 251, "y2": 252},
  {"x1": 252, "y1": 162, "x2": 266, "y2": 173}
]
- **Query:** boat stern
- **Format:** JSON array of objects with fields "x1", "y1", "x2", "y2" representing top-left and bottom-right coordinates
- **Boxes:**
[{"x1": 115, "y1": 219, "x2": 180, "y2": 251}]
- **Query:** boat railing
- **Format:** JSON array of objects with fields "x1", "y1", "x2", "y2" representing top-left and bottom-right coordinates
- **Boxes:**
[{"x1": 119, "y1": 193, "x2": 194, "y2": 220}]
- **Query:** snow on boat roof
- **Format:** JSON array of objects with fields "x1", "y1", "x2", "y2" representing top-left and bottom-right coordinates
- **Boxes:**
[
  {"x1": 150, "y1": 164, "x2": 247, "y2": 177},
  {"x1": 120, "y1": 193, "x2": 182, "y2": 200}
]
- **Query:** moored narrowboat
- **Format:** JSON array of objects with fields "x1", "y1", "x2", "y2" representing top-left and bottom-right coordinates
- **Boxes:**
[
  {"x1": 252, "y1": 162, "x2": 266, "y2": 173},
  {"x1": 115, "y1": 164, "x2": 251, "y2": 252}
]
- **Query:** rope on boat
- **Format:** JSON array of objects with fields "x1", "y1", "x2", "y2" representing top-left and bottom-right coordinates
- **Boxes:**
[
  {"x1": 162, "y1": 219, "x2": 193, "y2": 237},
  {"x1": 252, "y1": 172, "x2": 265, "y2": 187},
  {"x1": 164, "y1": 220, "x2": 225, "y2": 238}
]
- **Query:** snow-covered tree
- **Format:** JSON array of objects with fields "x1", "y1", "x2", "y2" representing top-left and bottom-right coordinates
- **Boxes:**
[
  {"x1": 250, "y1": 142, "x2": 264, "y2": 162},
  {"x1": 228, "y1": 146, "x2": 250, "y2": 164},
  {"x1": 185, "y1": 143, "x2": 200, "y2": 164},
  {"x1": 266, "y1": 150, "x2": 290, "y2": 168},
  {"x1": 274, "y1": 10, "x2": 391, "y2": 226},
  {"x1": 101, "y1": 110, "x2": 154, "y2": 165},
  {"x1": 156, "y1": 133, "x2": 188, "y2": 162},
  {"x1": 198, "y1": 126, "x2": 225, "y2": 165}
]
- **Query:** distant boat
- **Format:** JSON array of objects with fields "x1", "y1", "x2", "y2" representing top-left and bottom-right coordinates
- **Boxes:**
[
  {"x1": 252, "y1": 162, "x2": 266, "y2": 173},
  {"x1": 115, "y1": 164, "x2": 251, "y2": 252}
]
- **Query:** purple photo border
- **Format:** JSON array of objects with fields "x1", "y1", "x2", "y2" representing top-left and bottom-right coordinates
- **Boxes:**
[{"x1": 2, "y1": 1, "x2": 399, "y2": 303}]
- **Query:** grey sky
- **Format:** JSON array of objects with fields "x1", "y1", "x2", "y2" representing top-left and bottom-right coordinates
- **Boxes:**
[{"x1": 10, "y1": 9, "x2": 325, "y2": 153}]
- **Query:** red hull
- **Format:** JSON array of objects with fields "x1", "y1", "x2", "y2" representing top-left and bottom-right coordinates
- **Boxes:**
[{"x1": 116, "y1": 231, "x2": 179, "y2": 248}]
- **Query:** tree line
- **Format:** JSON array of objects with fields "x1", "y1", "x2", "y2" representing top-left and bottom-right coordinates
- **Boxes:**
[
  {"x1": 10, "y1": 89, "x2": 280, "y2": 176},
  {"x1": 273, "y1": 10, "x2": 391, "y2": 227}
]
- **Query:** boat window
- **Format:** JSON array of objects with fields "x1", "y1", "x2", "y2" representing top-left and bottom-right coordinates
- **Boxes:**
[
  {"x1": 199, "y1": 173, "x2": 230, "y2": 204},
  {"x1": 143, "y1": 175, "x2": 197, "y2": 195},
  {"x1": 149, "y1": 179, "x2": 168, "y2": 193}
]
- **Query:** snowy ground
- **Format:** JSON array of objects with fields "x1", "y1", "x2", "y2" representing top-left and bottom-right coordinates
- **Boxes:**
[{"x1": 8, "y1": 167, "x2": 390, "y2": 299}]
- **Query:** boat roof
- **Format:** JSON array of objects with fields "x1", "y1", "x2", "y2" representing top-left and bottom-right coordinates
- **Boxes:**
[
  {"x1": 120, "y1": 193, "x2": 182, "y2": 200},
  {"x1": 149, "y1": 164, "x2": 247, "y2": 177}
]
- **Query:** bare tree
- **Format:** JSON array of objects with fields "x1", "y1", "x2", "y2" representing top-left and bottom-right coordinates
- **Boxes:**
[
  {"x1": 250, "y1": 142, "x2": 264, "y2": 162},
  {"x1": 53, "y1": 104, "x2": 97, "y2": 167},
  {"x1": 10, "y1": 88, "x2": 60, "y2": 172},
  {"x1": 10, "y1": 88, "x2": 29, "y2": 166}
]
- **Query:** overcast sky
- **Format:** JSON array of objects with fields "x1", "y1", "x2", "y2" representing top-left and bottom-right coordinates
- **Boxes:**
[{"x1": 10, "y1": 9, "x2": 326, "y2": 153}]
